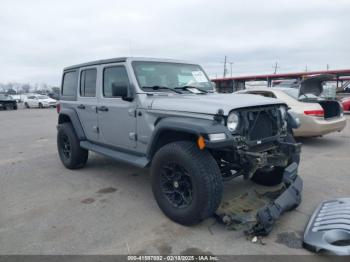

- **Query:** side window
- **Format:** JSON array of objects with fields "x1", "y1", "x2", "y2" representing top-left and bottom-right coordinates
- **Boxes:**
[
  {"x1": 80, "y1": 68, "x2": 97, "y2": 97},
  {"x1": 103, "y1": 66, "x2": 129, "y2": 98},
  {"x1": 62, "y1": 71, "x2": 77, "y2": 96}
]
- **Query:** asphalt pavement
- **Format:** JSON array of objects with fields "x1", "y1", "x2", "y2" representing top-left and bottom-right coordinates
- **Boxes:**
[{"x1": 0, "y1": 107, "x2": 349, "y2": 255}]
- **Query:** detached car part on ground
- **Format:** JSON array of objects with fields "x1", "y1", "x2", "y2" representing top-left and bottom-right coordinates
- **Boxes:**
[
  {"x1": 56, "y1": 57, "x2": 302, "y2": 235},
  {"x1": 237, "y1": 75, "x2": 346, "y2": 137},
  {"x1": 303, "y1": 198, "x2": 350, "y2": 255},
  {"x1": 0, "y1": 94, "x2": 17, "y2": 110}
]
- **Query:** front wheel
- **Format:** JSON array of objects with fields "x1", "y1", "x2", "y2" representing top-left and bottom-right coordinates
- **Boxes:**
[
  {"x1": 251, "y1": 134, "x2": 300, "y2": 186},
  {"x1": 151, "y1": 141, "x2": 223, "y2": 226},
  {"x1": 57, "y1": 123, "x2": 88, "y2": 169}
]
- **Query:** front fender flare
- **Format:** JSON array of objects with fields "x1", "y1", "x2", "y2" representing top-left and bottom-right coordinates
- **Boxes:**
[{"x1": 146, "y1": 117, "x2": 233, "y2": 158}]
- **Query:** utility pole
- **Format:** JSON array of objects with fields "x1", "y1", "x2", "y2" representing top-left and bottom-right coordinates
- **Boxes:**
[
  {"x1": 273, "y1": 62, "x2": 279, "y2": 74},
  {"x1": 223, "y1": 56, "x2": 227, "y2": 78},
  {"x1": 229, "y1": 62, "x2": 234, "y2": 77},
  {"x1": 305, "y1": 65, "x2": 308, "y2": 72},
  {"x1": 327, "y1": 64, "x2": 330, "y2": 71}
]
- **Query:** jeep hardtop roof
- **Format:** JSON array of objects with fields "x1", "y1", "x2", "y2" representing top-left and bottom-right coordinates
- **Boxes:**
[{"x1": 63, "y1": 57, "x2": 193, "y2": 71}]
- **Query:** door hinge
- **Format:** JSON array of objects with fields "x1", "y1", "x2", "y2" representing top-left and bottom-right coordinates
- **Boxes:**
[
  {"x1": 129, "y1": 132, "x2": 137, "y2": 141},
  {"x1": 93, "y1": 126, "x2": 99, "y2": 133}
]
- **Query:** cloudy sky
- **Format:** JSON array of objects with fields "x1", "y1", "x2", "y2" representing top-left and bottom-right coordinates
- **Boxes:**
[{"x1": 1, "y1": 0, "x2": 349, "y2": 86}]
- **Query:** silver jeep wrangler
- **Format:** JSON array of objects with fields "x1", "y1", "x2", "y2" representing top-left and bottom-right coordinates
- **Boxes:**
[{"x1": 57, "y1": 57, "x2": 302, "y2": 234}]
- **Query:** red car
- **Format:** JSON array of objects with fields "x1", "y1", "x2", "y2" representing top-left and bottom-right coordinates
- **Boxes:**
[{"x1": 341, "y1": 97, "x2": 350, "y2": 111}]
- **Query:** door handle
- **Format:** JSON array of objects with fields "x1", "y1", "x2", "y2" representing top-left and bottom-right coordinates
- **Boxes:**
[
  {"x1": 97, "y1": 106, "x2": 109, "y2": 112},
  {"x1": 77, "y1": 104, "x2": 85, "y2": 109}
]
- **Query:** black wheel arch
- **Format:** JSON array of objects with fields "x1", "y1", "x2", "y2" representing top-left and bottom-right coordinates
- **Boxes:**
[
  {"x1": 58, "y1": 108, "x2": 86, "y2": 140},
  {"x1": 146, "y1": 117, "x2": 233, "y2": 159}
]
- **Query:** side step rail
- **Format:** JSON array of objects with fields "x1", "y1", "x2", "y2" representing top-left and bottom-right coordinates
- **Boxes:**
[{"x1": 80, "y1": 141, "x2": 149, "y2": 168}]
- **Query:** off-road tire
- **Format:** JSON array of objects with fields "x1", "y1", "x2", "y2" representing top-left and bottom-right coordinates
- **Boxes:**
[
  {"x1": 251, "y1": 134, "x2": 300, "y2": 186},
  {"x1": 57, "y1": 123, "x2": 88, "y2": 169},
  {"x1": 151, "y1": 141, "x2": 223, "y2": 226}
]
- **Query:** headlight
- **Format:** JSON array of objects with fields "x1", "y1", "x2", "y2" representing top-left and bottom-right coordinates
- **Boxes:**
[
  {"x1": 279, "y1": 106, "x2": 287, "y2": 120},
  {"x1": 227, "y1": 112, "x2": 240, "y2": 132}
]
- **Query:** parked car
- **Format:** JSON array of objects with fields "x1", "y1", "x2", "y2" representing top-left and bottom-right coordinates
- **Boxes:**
[
  {"x1": 24, "y1": 94, "x2": 57, "y2": 108},
  {"x1": 0, "y1": 94, "x2": 17, "y2": 110},
  {"x1": 237, "y1": 75, "x2": 346, "y2": 137},
  {"x1": 7, "y1": 95, "x2": 22, "y2": 103},
  {"x1": 341, "y1": 96, "x2": 350, "y2": 111},
  {"x1": 56, "y1": 57, "x2": 302, "y2": 234}
]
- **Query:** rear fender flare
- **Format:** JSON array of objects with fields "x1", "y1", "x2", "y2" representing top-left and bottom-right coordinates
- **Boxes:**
[{"x1": 58, "y1": 108, "x2": 86, "y2": 140}]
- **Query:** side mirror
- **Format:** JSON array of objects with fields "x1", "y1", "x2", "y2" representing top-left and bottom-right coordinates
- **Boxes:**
[{"x1": 112, "y1": 83, "x2": 128, "y2": 98}]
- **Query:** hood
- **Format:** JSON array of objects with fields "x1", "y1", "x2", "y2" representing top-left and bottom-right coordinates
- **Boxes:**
[
  {"x1": 299, "y1": 74, "x2": 334, "y2": 97},
  {"x1": 150, "y1": 93, "x2": 284, "y2": 115}
]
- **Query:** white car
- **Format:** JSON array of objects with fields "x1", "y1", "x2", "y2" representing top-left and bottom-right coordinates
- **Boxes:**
[{"x1": 24, "y1": 95, "x2": 57, "y2": 108}]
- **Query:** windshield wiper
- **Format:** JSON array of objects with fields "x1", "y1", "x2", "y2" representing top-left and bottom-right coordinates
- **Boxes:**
[
  {"x1": 174, "y1": 86, "x2": 208, "y2": 93},
  {"x1": 142, "y1": 85, "x2": 182, "y2": 94}
]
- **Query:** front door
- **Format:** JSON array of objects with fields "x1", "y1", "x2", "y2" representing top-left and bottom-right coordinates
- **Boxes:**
[
  {"x1": 27, "y1": 96, "x2": 38, "y2": 107},
  {"x1": 75, "y1": 67, "x2": 99, "y2": 142},
  {"x1": 98, "y1": 64, "x2": 136, "y2": 149}
]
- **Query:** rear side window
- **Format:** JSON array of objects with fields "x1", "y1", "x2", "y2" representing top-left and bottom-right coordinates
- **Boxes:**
[
  {"x1": 80, "y1": 69, "x2": 97, "y2": 97},
  {"x1": 103, "y1": 66, "x2": 129, "y2": 98},
  {"x1": 62, "y1": 71, "x2": 77, "y2": 96}
]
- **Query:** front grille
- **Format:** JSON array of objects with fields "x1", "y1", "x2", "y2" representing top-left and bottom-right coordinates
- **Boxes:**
[
  {"x1": 248, "y1": 111, "x2": 274, "y2": 140},
  {"x1": 239, "y1": 106, "x2": 281, "y2": 141}
]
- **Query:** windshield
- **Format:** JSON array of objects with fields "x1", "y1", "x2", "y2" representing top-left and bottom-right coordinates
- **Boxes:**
[
  {"x1": 37, "y1": 95, "x2": 49, "y2": 99},
  {"x1": 132, "y1": 61, "x2": 214, "y2": 92}
]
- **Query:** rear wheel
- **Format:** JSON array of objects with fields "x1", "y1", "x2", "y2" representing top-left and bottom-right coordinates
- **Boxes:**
[
  {"x1": 251, "y1": 134, "x2": 300, "y2": 186},
  {"x1": 151, "y1": 141, "x2": 223, "y2": 225},
  {"x1": 38, "y1": 103, "x2": 43, "y2": 108},
  {"x1": 57, "y1": 123, "x2": 88, "y2": 169},
  {"x1": 24, "y1": 102, "x2": 29, "y2": 108}
]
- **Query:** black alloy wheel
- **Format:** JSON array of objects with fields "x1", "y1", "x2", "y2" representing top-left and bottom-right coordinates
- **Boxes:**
[{"x1": 160, "y1": 162, "x2": 193, "y2": 209}]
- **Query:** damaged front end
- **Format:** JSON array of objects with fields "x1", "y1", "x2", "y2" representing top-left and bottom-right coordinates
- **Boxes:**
[{"x1": 210, "y1": 105, "x2": 303, "y2": 236}]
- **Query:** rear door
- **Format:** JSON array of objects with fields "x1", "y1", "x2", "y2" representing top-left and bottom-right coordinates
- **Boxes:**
[
  {"x1": 75, "y1": 67, "x2": 99, "y2": 142},
  {"x1": 27, "y1": 96, "x2": 37, "y2": 107},
  {"x1": 98, "y1": 63, "x2": 137, "y2": 149}
]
